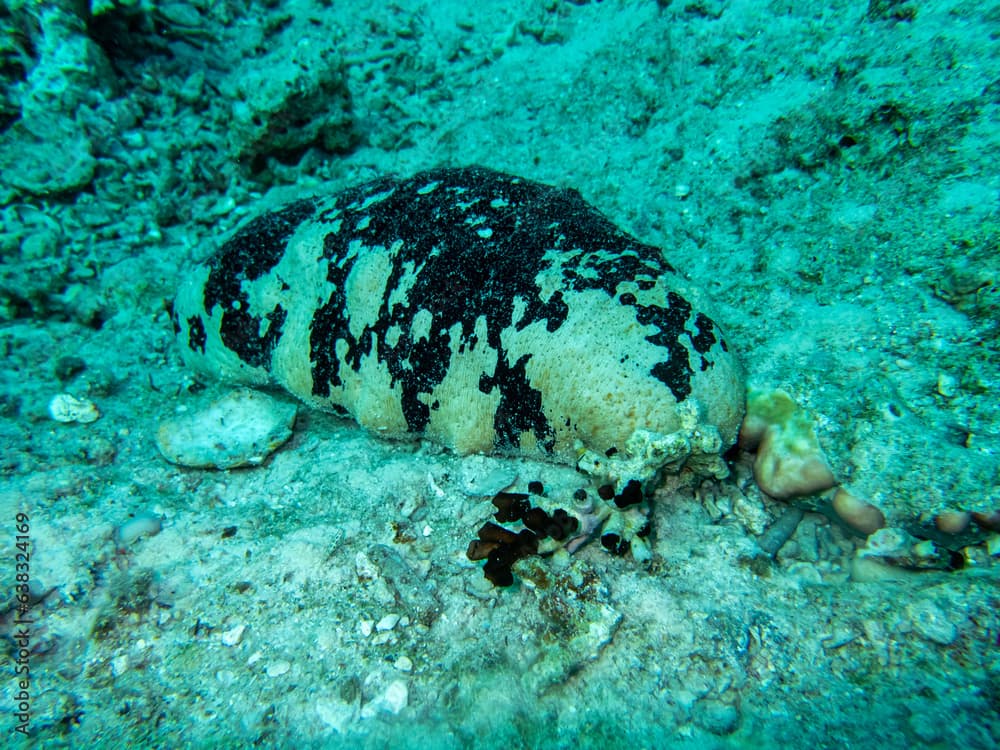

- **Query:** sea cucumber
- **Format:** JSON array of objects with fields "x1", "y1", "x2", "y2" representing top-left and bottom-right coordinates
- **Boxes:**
[{"x1": 172, "y1": 166, "x2": 746, "y2": 580}]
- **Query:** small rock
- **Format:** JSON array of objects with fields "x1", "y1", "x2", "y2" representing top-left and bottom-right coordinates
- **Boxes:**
[
  {"x1": 48, "y1": 393, "x2": 100, "y2": 424},
  {"x1": 457, "y1": 457, "x2": 517, "y2": 496},
  {"x1": 986, "y1": 534, "x2": 1000, "y2": 557},
  {"x1": 821, "y1": 628, "x2": 858, "y2": 649},
  {"x1": 82, "y1": 435, "x2": 117, "y2": 465},
  {"x1": 216, "y1": 669, "x2": 236, "y2": 686},
  {"x1": 908, "y1": 701, "x2": 945, "y2": 743},
  {"x1": 935, "y1": 372, "x2": 958, "y2": 398},
  {"x1": 316, "y1": 695, "x2": 358, "y2": 732},
  {"x1": 0, "y1": 122, "x2": 97, "y2": 196},
  {"x1": 394, "y1": 655, "x2": 413, "y2": 672},
  {"x1": 361, "y1": 680, "x2": 408, "y2": 718},
  {"x1": 785, "y1": 561, "x2": 823, "y2": 585},
  {"x1": 382, "y1": 680, "x2": 408, "y2": 714},
  {"x1": 908, "y1": 600, "x2": 958, "y2": 646},
  {"x1": 693, "y1": 698, "x2": 740, "y2": 736},
  {"x1": 114, "y1": 512, "x2": 163, "y2": 550},
  {"x1": 376, "y1": 614, "x2": 400, "y2": 632},
  {"x1": 111, "y1": 654, "x2": 129, "y2": 677},
  {"x1": 221, "y1": 624, "x2": 246, "y2": 647},
  {"x1": 156, "y1": 389, "x2": 296, "y2": 469},
  {"x1": 266, "y1": 660, "x2": 291, "y2": 677}
]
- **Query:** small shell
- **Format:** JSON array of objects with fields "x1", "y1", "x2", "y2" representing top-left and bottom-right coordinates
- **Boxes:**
[
  {"x1": 48, "y1": 393, "x2": 100, "y2": 424},
  {"x1": 115, "y1": 511, "x2": 163, "y2": 549}
]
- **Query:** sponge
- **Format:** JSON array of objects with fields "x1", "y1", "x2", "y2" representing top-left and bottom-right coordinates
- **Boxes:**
[{"x1": 741, "y1": 388, "x2": 836, "y2": 500}]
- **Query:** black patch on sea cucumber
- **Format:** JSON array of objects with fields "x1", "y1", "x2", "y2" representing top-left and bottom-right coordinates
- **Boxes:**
[
  {"x1": 634, "y1": 291, "x2": 696, "y2": 402},
  {"x1": 309, "y1": 241, "x2": 362, "y2": 393},
  {"x1": 202, "y1": 198, "x2": 319, "y2": 368},
  {"x1": 479, "y1": 352, "x2": 555, "y2": 452},
  {"x1": 692, "y1": 312, "x2": 718, "y2": 356},
  {"x1": 694, "y1": 315, "x2": 718, "y2": 370}
]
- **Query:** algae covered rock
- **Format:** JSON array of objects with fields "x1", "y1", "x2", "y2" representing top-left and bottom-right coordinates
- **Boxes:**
[
  {"x1": 220, "y1": 27, "x2": 354, "y2": 162},
  {"x1": 740, "y1": 387, "x2": 837, "y2": 500},
  {"x1": 156, "y1": 388, "x2": 297, "y2": 469}
]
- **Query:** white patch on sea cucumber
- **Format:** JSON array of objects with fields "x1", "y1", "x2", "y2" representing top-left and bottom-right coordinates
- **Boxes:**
[
  {"x1": 387, "y1": 256, "x2": 419, "y2": 310},
  {"x1": 410, "y1": 308, "x2": 434, "y2": 343},
  {"x1": 345, "y1": 247, "x2": 394, "y2": 339},
  {"x1": 359, "y1": 188, "x2": 395, "y2": 210},
  {"x1": 510, "y1": 296, "x2": 527, "y2": 328}
]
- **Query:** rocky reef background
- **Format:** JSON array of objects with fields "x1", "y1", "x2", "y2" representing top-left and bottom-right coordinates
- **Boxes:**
[{"x1": 0, "y1": 1, "x2": 997, "y2": 747}]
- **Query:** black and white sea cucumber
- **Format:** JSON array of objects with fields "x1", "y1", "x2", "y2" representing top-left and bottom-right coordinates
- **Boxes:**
[{"x1": 172, "y1": 166, "x2": 746, "y2": 581}]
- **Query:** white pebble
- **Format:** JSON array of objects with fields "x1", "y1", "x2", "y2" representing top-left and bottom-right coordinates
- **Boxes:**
[
  {"x1": 361, "y1": 680, "x2": 408, "y2": 718},
  {"x1": 316, "y1": 696, "x2": 358, "y2": 732},
  {"x1": 111, "y1": 654, "x2": 129, "y2": 676},
  {"x1": 394, "y1": 655, "x2": 413, "y2": 672},
  {"x1": 216, "y1": 669, "x2": 235, "y2": 685},
  {"x1": 359, "y1": 619, "x2": 374, "y2": 637},
  {"x1": 383, "y1": 680, "x2": 408, "y2": 713},
  {"x1": 376, "y1": 614, "x2": 400, "y2": 632},
  {"x1": 221, "y1": 624, "x2": 245, "y2": 646},
  {"x1": 115, "y1": 512, "x2": 163, "y2": 549},
  {"x1": 210, "y1": 195, "x2": 237, "y2": 216},
  {"x1": 266, "y1": 660, "x2": 291, "y2": 677},
  {"x1": 426, "y1": 473, "x2": 446, "y2": 498},
  {"x1": 48, "y1": 393, "x2": 100, "y2": 424}
]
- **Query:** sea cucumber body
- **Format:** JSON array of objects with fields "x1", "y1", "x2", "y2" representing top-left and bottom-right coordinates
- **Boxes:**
[{"x1": 173, "y1": 167, "x2": 745, "y2": 466}]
